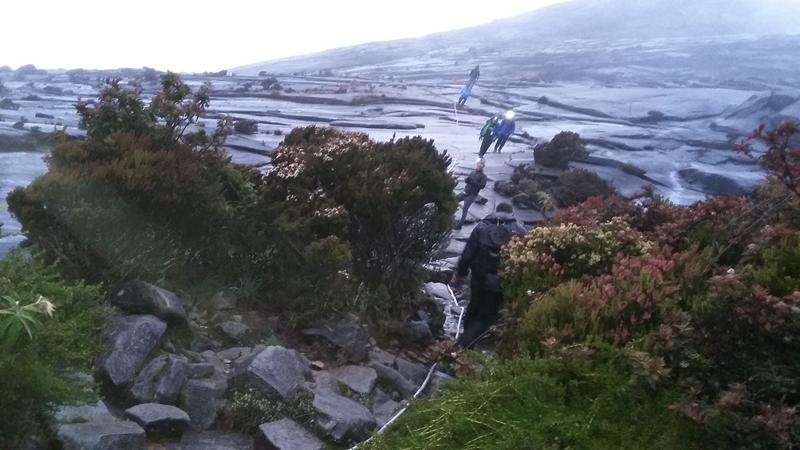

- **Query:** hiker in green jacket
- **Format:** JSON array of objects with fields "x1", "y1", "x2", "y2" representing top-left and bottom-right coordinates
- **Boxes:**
[{"x1": 478, "y1": 115, "x2": 499, "y2": 157}]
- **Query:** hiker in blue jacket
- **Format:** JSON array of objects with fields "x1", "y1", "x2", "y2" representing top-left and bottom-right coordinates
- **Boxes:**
[
  {"x1": 492, "y1": 110, "x2": 516, "y2": 152},
  {"x1": 457, "y1": 65, "x2": 480, "y2": 106}
]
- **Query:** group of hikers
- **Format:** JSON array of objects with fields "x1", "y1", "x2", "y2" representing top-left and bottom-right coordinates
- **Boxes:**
[
  {"x1": 457, "y1": 65, "x2": 517, "y2": 157},
  {"x1": 450, "y1": 66, "x2": 527, "y2": 347}
]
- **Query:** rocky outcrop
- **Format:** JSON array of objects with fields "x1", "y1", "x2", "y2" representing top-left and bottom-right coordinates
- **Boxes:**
[
  {"x1": 234, "y1": 346, "x2": 310, "y2": 400},
  {"x1": 366, "y1": 361, "x2": 417, "y2": 397},
  {"x1": 678, "y1": 168, "x2": 747, "y2": 196},
  {"x1": 257, "y1": 418, "x2": 324, "y2": 450},
  {"x1": 97, "y1": 315, "x2": 167, "y2": 387},
  {"x1": 125, "y1": 403, "x2": 190, "y2": 438},
  {"x1": 111, "y1": 280, "x2": 187, "y2": 324}
]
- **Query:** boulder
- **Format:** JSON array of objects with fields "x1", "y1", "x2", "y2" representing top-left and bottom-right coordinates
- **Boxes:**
[
  {"x1": 234, "y1": 346, "x2": 310, "y2": 400},
  {"x1": 257, "y1": 418, "x2": 323, "y2": 450},
  {"x1": 163, "y1": 430, "x2": 253, "y2": 450},
  {"x1": 180, "y1": 377, "x2": 228, "y2": 429},
  {"x1": 130, "y1": 354, "x2": 188, "y2": 404},
  {"x1": 367, "y1": 361, "x2": 417, "y2": 397},
  {"x1": 112, "y1": 280, "x2": 187, "y2": 324},
  {"x1": 208, "y1": 290, "x2": 238, "y2": 311},
  {"x1": 97, "y1": 315, "x2": 167, "y2": 387},
  {"x1": 57, "y1": 421, "x2": 145, "y2": 450},
  {"x1": 125, "y1": 403, "x2": 190, "y2": 438},
  {"x1": 312, "y1": 389, "x2": 376, "y2": 443},
  {"x1": 330, "y1": 365, "x2": 377, "y2": 395},
  {"x1": 395, "y1": 357, "x2": 429, "y2": 386},
  {"x1": 218, "y1": 321, "x2": 250, "y2": 341},
  {"x1": 303, "y1": 319, "x2": 369, "y2": 362}
]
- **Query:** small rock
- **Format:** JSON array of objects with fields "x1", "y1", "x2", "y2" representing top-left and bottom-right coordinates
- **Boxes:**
[
  {"x1": 368, "y1": 348, "x2": 395, "y2": 368},
  {"x1": 217, "y1": 347, "x2": 252, "y2": 363},
  {"x1": 218, "y1": 321, "x2": 250, "y2": 341},
  {"x1": 312, "y1": 389, "x2": 376, "y2": 443},
  {"x1": 310, "y1": 360, "x2": 326, "y2": 370},
  {"x1": 57, "y1": 421, "x2": 145, "y2": 450},
  {"x1": 257, "y1": 418, "x2": 323, "y2": 450},
  {"x1": 97, "y1": 315, "x2": 167, "y2": 387},
  {"x1": 233, "y1": 346, "x2": 310, "y2": 400},
  {"x1": 371, "y1": 389, "x2": 402, "y2": 428},
  {"x1": 112, "y1": 280, "x2": 187, "y2": 324},
  {"x1": 367, "y1": 361, "x2": 417, "y2": 397},
  {"x1": 330, "y1": 366, "x2": 377, "y2": 395},
  {"x1": 180, "y1": 377, "x2": 227, "y2": 430},
  {"x1": 303, "y1": 318, "x2": 369, "y2": 362},
  {"x1": 209, "y1": 290, "x2": 237, "y2": 311},
  {"x1": 125, "y1": 403, "x2": 190, "y2": 438}
]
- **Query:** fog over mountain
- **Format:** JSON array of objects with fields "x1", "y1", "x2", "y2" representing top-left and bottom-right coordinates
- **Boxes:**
[{"x1": 237, "y1": 0, "x2": 800, "y2": 76}]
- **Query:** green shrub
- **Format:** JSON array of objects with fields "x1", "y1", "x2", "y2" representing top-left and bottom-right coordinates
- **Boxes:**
[
  {"x1": 234, "y1": 119, "x2": 258, "y2": 134},
  {"x1": 552, "y1": 169, "x2": 616, "y2": 207},
  {"x1": 367, "y1": 346, "x2": 708, "y2": 450},
  {"x1": 0, "y1": 253, "x2": 105, "y2": 447},
  {"x1": 746, "y1": 235, "x2": 800, "y2": 297},
  {"x1": 7, "y1": 75, "x2": 250, "y2": 286},
  {"x1": 533, "y1": 131, "x2": 588, "y2": 169}
]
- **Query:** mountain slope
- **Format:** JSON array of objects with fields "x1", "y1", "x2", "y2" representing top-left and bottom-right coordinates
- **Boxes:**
[{"x1": 235, "y1": 0, "x2": 800, "y2": 75}]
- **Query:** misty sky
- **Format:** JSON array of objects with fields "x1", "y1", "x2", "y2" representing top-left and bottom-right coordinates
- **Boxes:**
[{"x1": 1, "y1": 0, "x2": 564, "y2": 73}]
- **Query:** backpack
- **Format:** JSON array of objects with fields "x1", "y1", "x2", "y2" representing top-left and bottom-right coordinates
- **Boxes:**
[{"x1": 477, "y1": 222, "x2": 512, "y2": 276}]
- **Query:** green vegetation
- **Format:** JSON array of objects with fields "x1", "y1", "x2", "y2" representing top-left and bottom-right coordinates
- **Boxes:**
[
  {"x1": 374, "y1": 124, "x2": 800, "y2": 449},
  {"x1": 218, "y1": 387, "x2": 315, "y2": 434},
  {"x1": 0, "y1": 252, "x2": 106, "y2": 447},
  {"x1": 7, "y1": 73, "x2": 455, "y2": 331},
  {"x1": 367, "y1": 346, "x2": 707, "y2": 450}
]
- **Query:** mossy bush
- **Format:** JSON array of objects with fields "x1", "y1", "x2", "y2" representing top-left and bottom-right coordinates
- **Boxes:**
[
  {"x1": 533, "y1": 131, "x2": 588, "y2": 169},
  {"x1": 552, "y1": 168, "x2": 616, "y2": 207}
]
